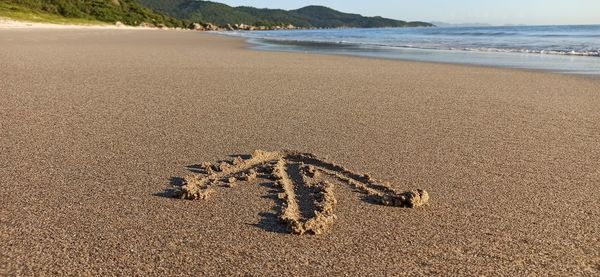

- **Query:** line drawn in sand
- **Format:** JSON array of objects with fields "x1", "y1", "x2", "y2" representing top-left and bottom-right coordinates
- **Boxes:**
[{"x1": 164, "y1": 150, "x2": 429, "y2": 235}]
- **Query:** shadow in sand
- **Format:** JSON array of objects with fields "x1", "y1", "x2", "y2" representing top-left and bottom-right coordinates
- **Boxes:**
[
  {"x1": 229, "y1": 153, "x2": 252, "y2": 160},
  {"x1": 156, "y1": 150, "x2": 429, "y2": 235},
  {"x1": 154, "y1": 177, "x2": 185, "y2": 198},
  {"x1": 186, "y1": 164, "x2": 207, "y2": 174},
  {"x1": 248, "y1": 182, "x2": 289, "y2": 234},
  {"x1": 153, "y1": 170, "x2": 288, "y2": 234}
]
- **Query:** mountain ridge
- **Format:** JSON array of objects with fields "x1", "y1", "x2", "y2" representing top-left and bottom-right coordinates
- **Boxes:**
[{"x1": 138, "y1": 0, "x2": 434, "y2": 28}]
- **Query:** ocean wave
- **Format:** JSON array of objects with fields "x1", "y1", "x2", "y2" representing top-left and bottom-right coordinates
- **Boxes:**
[
  {"x1": 427, "y1": 31, "x2": 519, "y2": 36},
  {"x1": 460, "y1": 47, "x2": 600, "y2": 56},
  {"x1": 245, "y1": 37, "x2": 600, "y2": 57},
  {"x1": 220, "y1": 25, "x2": 600, "y2": 58}
]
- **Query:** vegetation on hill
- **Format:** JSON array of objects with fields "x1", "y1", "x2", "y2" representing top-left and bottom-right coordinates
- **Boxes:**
[
  {"x1": 138, "y1": 0, "x2": 434, "y2": 28},
  {"x1": 0, "y1": 0, "x2": 433, "y2": 29},
  {"x1": 0, "y1": 0, "x2": 186, "y2": 27}
]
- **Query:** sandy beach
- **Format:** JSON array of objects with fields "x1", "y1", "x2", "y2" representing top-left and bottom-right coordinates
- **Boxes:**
[
  {"x1": 1, "y1": 28, "x2": 599, "y2": 275},
  {"x1": 0, "y1": 18, "x2": 153, "y2": 29}
]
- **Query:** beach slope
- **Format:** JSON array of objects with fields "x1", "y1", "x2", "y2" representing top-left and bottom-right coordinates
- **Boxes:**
[{"x1": 0, "y1": 29, "x2": 599, "y2": 275}]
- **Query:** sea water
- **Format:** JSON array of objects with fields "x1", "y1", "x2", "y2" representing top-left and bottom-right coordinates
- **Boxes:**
[{"x1": 223, "y1": 25, "x2": 600, "y2": 75}]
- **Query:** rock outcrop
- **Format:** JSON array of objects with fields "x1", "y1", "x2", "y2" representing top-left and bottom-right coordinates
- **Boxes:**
[{"x1": 187, "y1": 22, "x2": 304, "y2": 32}]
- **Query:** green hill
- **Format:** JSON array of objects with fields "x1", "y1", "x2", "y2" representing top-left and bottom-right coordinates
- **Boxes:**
[
  {"x1": 0, "y1": 0, "x2": 186, "y2": 27},
  {"x1": 138, "y1": 0, "x2": 434, "y2": 28}
]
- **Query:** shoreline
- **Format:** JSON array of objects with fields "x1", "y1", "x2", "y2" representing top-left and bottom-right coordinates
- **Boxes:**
[
  {"x1": 1, "y1": 28, "x2": 599, "y2": 275},
  {"x1": 220, "y1": 26, "x2": 600, "y2": 77},
  {"x1": 225, "y1": 34, "x2": 600, "y2": 80},
  {"x1": 4, "y1": 18, "x2": 598, "y2": 78}
]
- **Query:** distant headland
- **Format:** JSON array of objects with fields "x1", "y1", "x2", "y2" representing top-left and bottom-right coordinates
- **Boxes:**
[
  {"x1": 0, "y1": 0, "x2": 434, "y2": 30},
  {"x1": 139, "y1": 0, "x2": 434, "y2": 30}
]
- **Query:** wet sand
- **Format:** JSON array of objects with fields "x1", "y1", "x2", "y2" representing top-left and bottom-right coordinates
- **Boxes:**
[{"x1": 1, "y1": 29, "x2": 599, "y2": 275}]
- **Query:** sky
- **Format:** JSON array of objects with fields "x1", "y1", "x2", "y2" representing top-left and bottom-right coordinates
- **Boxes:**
[{"x1": 215, "y1": 0, "x2": 600, "y2": 25}]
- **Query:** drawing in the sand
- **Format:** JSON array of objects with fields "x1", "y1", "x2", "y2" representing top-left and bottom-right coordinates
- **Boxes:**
[{"x1": 166, "y1": 150, "x2": 429, "y2": 235}]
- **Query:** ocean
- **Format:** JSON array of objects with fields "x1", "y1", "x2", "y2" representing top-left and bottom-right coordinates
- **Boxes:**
[{"x1": 222, "y1": 25, "x2": 600, "y2": 75}]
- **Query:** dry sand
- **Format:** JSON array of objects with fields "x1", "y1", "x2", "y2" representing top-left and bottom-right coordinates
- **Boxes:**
[
  {"x1": 0, "y1": 29, "x2": 599, "y2": 275},
  {"x1": 0, "y1": 18, "x2": 158, "y2": 30}
]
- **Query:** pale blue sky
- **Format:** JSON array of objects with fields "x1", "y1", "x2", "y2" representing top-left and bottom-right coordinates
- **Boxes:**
[{"x1": 216, "y1": 0, "x2": 600, "y2": 25}]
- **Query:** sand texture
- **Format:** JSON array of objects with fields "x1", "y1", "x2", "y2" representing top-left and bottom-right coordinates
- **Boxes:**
[
  {"x1": 168, "y1": 150, "x2": 428, "y2": 235},
  {"x1": 0, "y1": 18, "x2": 158, "y2": 29},
  {"x1": 1, "y1": 29, "x2": 599, "y2": 276}
]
